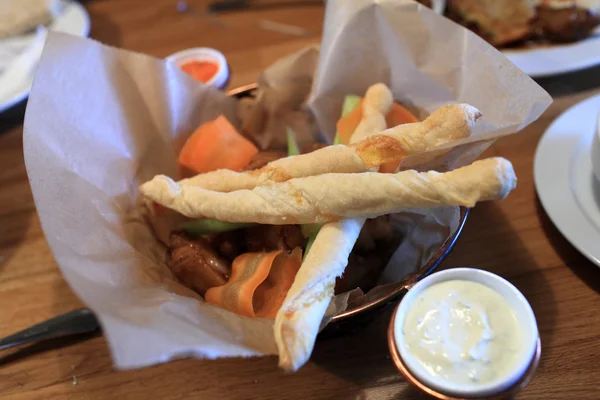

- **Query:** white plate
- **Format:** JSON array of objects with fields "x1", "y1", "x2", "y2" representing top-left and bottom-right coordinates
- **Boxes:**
[
  {"x1": 534, "y1": 94, "x2": 600, "y2": 266},
  {"x1": 503, "y1": 31, "x2": 600, "y2": 78},
  {"x1": 0, "y1": 0, "x2": 90, "y2": 114}
]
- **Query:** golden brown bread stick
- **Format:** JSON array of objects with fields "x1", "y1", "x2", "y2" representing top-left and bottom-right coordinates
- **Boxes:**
[{"x1": 140, "y1": 157, "x2": 516, "y2": 224}]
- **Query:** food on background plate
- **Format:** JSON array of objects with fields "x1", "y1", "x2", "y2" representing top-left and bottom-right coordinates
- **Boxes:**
[
  {"x1": 423, "y1": 0, "x2": 600, "y2": 48},
  {"x1": 0, "y1": 0, "x2": 56, "y2": 39},
  {"x1": 535, "y1": 1, "x2": 600, "y2": 42},
  {"x1": 140, "y1": 83, "x2": 517, "y2": 371},
  {"x1": 445, "y1": 0, "x2": 536, "y2": 47}
]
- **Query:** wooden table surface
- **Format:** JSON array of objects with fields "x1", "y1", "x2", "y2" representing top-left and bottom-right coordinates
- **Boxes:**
[{"x1": 1, "y1": 1, "x2": 599, "y2": 399}]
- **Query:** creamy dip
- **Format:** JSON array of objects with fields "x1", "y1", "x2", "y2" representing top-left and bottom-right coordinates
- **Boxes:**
[{"x1": 398, "y1": 279, "x2": 523, "y2": 388}]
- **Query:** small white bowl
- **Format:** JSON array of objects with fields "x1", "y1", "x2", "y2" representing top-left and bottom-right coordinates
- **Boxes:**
[
  {"x1": 166, "y1": 47, "x2": 230, "y2": 90},
  {"x1": 391, "y1": 268, "x2": 539, "y2": 399},
  {"x1": 592, "y1": 112, "x2": 600, "y2": 182}
]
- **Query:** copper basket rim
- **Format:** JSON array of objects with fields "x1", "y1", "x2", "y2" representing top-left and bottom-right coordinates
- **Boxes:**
[
  {"x1": 387, "y1": 301, "x2": 542, "y2": 399},
  {"x1": 227, "y1": 84, "x2": 470, "y2": 324}
]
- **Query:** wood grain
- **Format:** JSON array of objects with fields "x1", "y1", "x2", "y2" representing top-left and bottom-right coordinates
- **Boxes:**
[{"x1": 1, "y1": 0, "x2": 599, "y2": 398}]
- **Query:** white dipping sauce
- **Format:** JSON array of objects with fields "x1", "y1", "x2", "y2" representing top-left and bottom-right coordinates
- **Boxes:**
[{"x1": 399, "y1": 279, "x2": 522, "y2": 387}]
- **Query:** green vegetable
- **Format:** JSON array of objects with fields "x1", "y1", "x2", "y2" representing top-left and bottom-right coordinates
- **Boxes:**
[
  {"x1": 301, "y1": 223, "x2": 324, "y2": 261},
  {"x1": 286, "y1": 126, "x2": 301, "y2": 156},
  {"x1": 181, "y1": 219, "x2": 254, "y2": 236},
  {"x1": 303, "y1": 234, "x2": 317, "y2": 262},
  {"x1": 333, "y1": 133, "x2": 343, "y2": 145},
  {"x1": 333, "y1": 94, "x2": 361, "y2": 145},
  {"x1": 301, "y1": 223, "x2": 323, "y2": 239},
  {"x1": 341, "y1": 94, "x2": 361, "y2": 116}
]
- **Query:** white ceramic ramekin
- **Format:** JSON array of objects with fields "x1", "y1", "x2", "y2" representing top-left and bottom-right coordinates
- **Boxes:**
[
  {"x1": 166, "y1": 47, "x2": 230, "y2": 90},
  {"x1": 388, "y1": 268, "x2": 540, "y2": 399}
]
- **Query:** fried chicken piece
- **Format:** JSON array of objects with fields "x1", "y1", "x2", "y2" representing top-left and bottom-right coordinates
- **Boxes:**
[
  {"x1": 448, "y1": 0, "x2": 536, "y2": 46},
  {"x1": 243, "y1": 141, "x2": 326, "y2": 172},
  {"x1": 245, "y1": 225, "x2": 307, "y2": 252},
  {"x1": 335, "y1": 215, "x2": 400, "y2": 294},
  {"x1": 203, "y1": 230, "x2": 245, "y2": 261},
  {"x1": 301, "y1": 142, "x2": 328, "y2": 154},
  {"x1": 243, "y1": 151, "x2": 287, "y2": 171},
  {"x1": 335, "y1": 231, "x2": 404, "y2": 294},
  {"x1": 167, "y1": 233, "x2": 231, "y2": 296},
  {"x1": 354, "y1": 215, "x2": 394, "y2": 253},
  {"x1": 536, "y1": 4, "x2": 600, "y2": 42}
]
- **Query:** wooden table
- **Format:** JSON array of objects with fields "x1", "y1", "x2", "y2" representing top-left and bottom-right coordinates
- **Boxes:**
[{"x1": 1, "y1": 1, "x2": 599, "y2": 399}]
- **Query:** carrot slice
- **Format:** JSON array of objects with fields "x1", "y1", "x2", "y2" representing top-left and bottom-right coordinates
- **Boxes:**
[
  {"x1": 205, "y1": 248, "x2": 302, "y2": 318},
  {"x1": 380, "y1": 103, "x2": 420, "y2": 173},
  {"x1": 385, "y1": 102, "x2": 419, "y2": 127},
  {"x1": 378, "y1": 161, "x2": 401, "y2": 174},
  {"x1": 336, "y1": 100, "x2": 419, "y2": 146},
  {"x1": 178, "y1": 115, "x2": 259, "y2": 177},
  {"x1": 335, "y1": 99, "x2": 363, "y2": 145},
  {"x1": 253, "y1": 248, "x2": 303, "y2": 318}
]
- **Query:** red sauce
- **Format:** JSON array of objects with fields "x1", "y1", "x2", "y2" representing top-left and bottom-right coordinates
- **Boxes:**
[{"x1": 180, "y1": 61, "x2": 219, "y2": 83}]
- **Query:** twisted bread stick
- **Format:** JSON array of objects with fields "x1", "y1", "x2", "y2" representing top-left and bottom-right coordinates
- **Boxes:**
[
  {"x1": 272, "y1": 83, "x2": 388, "y2": 371},
  {"x1": 349, "y1": 82, "x2": 393, "y2": 143},
  {"x1": 162, "y1": 103, "x2": 480, "y2": 193},
  {"x1": 140, "y1": 157, "x2": 516, "y2": 224}
]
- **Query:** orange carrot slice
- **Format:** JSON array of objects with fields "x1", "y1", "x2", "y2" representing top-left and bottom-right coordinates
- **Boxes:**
[
  {"x1": 378, "y1": 161, "x2": 401, "y2": 174},
  {"x1": 205, "y1": 248, "x2": 303, "y2": 318},
  {"x1": 178, "y1": 115, "x2": 258, "y2": 177},
  {"x1": 385, "y1": 101, "x2": 419, "y2": 127},
  {"x1": 253, "y1": 248, "x2": 303, "y2": 318},
  {"x1": 335, "y1": 99, "x2": 363, "y2": 145},
  {"x1": 379, "y1": 103, "x2": 420, "y2": 173},
  {"x1": 335, "y1": 100, "x2": 420, "y2": 146}
]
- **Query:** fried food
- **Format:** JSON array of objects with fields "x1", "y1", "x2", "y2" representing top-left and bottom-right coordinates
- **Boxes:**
[
  {"x1": 536, "y1": 3, "x2": 600, "y2": 42},
  {"x1": 0, "y1": 0, "x2": 54, "y2": 39},
  {"x1": 446, "y1": 0, "x2": 600, "y2": 47},
  {"x1": 167, "y1": 233, "x2": 231, "y2": 296},
  {"x1": 447, "y1": 0, "x2": 536, "y2": 47},
  {"x1": 243, "y1": 151, "x2": 287, "y2": 171},
  {"x1": 244, "y1": 225, "x2": 306, "y2": 252}
]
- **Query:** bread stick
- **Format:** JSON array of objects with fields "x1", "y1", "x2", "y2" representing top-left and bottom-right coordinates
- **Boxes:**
[
  {"x1": 158, "y1": 103, "x2": 481, "y2": 193},
  {"x1": 140, "y1": 157, "x2": 516, "y2": 224}
]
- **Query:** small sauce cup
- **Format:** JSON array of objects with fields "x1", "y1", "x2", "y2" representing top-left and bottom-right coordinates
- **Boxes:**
[
  {"x1": 388, "y1": 268, "x2": 541, "y2": 399},
  {"x1": 166, "y1": 47, "x2": 230, "y2": 90}
]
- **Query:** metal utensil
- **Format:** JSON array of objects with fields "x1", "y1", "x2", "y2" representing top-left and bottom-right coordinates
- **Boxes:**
[{"x1": 0, "y1": 308, "x2": 100, "y2": 351}]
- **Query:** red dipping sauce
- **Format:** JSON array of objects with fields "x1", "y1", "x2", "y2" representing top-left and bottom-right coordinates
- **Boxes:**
[{"x1": 180, "y1": 60, "x2": 220, "y2": 83}]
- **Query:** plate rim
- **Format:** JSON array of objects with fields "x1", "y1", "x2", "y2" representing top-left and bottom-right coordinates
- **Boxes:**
[
  {"x1": 534, "y1": 93, "x2": 600, "y2": 267},
  {"x1": 503, "y1": 34, "x2": 600, "y2": 78}
]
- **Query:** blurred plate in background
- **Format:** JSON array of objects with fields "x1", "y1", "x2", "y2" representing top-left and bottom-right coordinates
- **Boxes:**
[
  {"x1": 534, "y1": 93, "x2": 600, "y2": 267},
  {"x1": 0, "y1": 0, "x2": 90, "y2": 114},
  {"x1": 504, "y1": 30, "x2": 600, "y2": 78}
]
